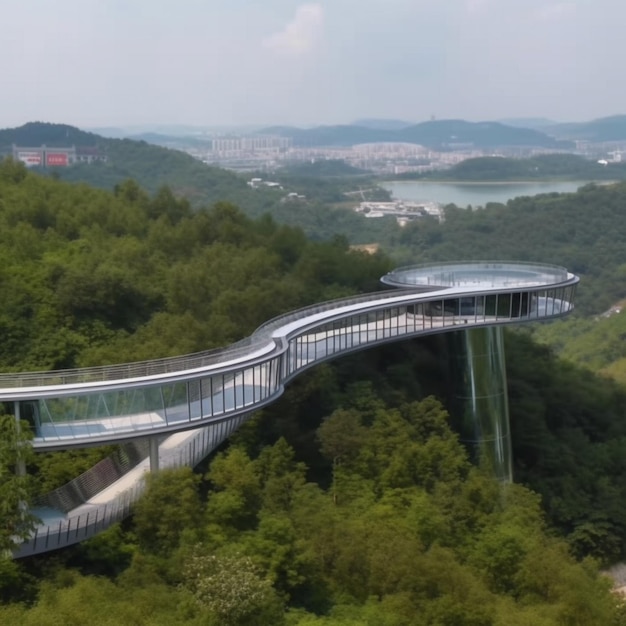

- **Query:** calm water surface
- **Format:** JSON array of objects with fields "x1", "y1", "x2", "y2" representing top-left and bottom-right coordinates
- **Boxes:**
[{"x1": 382, "y1": 181, "x2": 591, "y2": 207}]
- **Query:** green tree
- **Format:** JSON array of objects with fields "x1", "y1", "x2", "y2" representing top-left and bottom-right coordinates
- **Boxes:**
[
  {"x1": 256, "y1": 438, "x2": 307, "y2": 513},
  {"x1": 133, "y1": 467, "x2": 203, "y2": 555},
  {"x1": 181, "y1": 551, "x2": 284, "y2": 625},
  {"x1": 0, "y1": 414, "x2": 38, "y2": 555},
  {"x1": 205, "y1": 446, "x2": 261, "y2": 532}
]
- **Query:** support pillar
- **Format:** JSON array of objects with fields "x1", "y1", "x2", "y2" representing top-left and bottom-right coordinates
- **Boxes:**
[
  {"x1": 447, "y1": 326, "x2": 512, "y2": 482},
  {"x1": 149, "y1": 437, "x2": 159, "y2": 473}
]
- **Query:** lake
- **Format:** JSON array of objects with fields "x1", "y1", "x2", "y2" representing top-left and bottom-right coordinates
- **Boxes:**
[{"x1": 381, "y1": 181, "x2": 592, "y2": 208}]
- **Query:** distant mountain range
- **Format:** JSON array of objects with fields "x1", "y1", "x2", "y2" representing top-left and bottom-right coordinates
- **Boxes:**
[
  {"x1": 4, "y1": 114, "x2": 626, "y2": 175},
  {"x1": 89, "y1": 124, "x2": 263, "y2": 139},
  {"x1": 260, "y1": 120, "x2": 573, "y2": 150},
  {"x1": 23, "y1": 114, "x2": 620, "y2": 148},
  {"x1": 350, "y1": 118, "x2": 415, "y2": 130},
  {"x1": 44, "y1": 115, "x2": 626, "y2": 150},
  {"x1": 498, "y1": 118, "x2": 558, "y2": 130},
  {"x1": 547, "y1": 115, "x2": 626, "y2": 142}
]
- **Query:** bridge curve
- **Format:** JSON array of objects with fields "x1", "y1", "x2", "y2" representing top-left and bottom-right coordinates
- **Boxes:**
[{"x1": 9, "y1": 261, "x2": 578, "y2": 556}]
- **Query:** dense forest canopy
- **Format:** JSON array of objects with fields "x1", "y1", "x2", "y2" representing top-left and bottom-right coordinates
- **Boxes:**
[
  {"x1": 531, "y1": 309, "x2": 626, "y2": 385},
  {"x1": 3, "y1": 393, "x2": 625, "y2": 624}
]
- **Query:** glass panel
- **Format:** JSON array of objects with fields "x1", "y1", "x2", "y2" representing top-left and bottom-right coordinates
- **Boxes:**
[
  {"x1": 221, "y1": 372, "x2": 235, "y2": 412},
  {"x1": 162, "y1": 382, "x2": 189, "y2": 425},
  {"x1": 201, "y1": 375, "x2": 214, "y2": 418},
  {"x1": 288, "y1": 340, "x2": 297, "y2": 375},
  {"x1": 239, "y1": 370, "x2": 247, "y2": 408},
  {"x1": 50, "y1": 388, "x2": 163, "y2": 435},
  {"x1": 251, "y1": 365, "x2": 259, "y2": 403},
  {"x1": 188, "y1": 379, "x2": 202, "y2": 420},
  {"x1": 211, "y1": 373, "x2": 226, "y2": 416}
]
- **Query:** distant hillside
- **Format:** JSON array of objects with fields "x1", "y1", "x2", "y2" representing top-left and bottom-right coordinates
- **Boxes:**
[
  {"x1": 350, "y1": 118, "x2": 414, "y2": 130},
  {"x1": 276, "y1": 159, "x2": 370, "y2": 177},
  {"x1": 0, "y1": 122, "x2": 102, "y2": 150},
  {"x1": 125, "y1": 132, "x2": 209, "y2": 149},
  {"x1": 533, "y1": 309, "x2": 626, "y2": 385},
  {"x1": 547, "y1": 115, "x2": 626, "y2": 141},
  {"x1": 401, "y1": 120, "x2": 570, "y2": 149},
  {"x1": 260, "y1": 119, "x2": 572, "y2": 150},
  {"x1": 399, "y1": 153, "x2": 626, "y2": 181},
  {"x1": 0, "y1": 122, "x2": 253, "y2": 206},
  {"x1": 498, "y1": 117, "x2": 558, "y2": 129}
]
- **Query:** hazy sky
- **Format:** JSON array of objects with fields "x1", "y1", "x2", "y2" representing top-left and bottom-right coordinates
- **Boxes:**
[{"x1": 3, "y1": 0, "x2": 624, "y2": 129}]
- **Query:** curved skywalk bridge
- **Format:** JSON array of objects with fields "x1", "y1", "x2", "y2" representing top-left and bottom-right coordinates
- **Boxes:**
[{"x1": 8, "y1": 262, "x2": 578, "y2": 557}]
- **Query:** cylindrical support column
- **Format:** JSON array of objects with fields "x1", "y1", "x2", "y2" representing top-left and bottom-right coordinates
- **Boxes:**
[
  {"x1": 447, "y1": 326, "x2": 512, "y2": 482},
  {"x1": 149, "y1": 437, "x2": 159, "y2": 473}
]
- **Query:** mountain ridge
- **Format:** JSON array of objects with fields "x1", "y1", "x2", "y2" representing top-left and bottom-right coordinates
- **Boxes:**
[
  {"x1": 547, "y1": 114, "x2": 626, "y2": 141},
  {"x1": 260, "y1": 119, "x2": 572, "y2": 150}
]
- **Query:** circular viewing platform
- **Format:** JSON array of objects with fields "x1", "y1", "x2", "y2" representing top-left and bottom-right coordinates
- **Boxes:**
[{"x1": 381, "y1": 261, "x2": 574, "y2": 291}]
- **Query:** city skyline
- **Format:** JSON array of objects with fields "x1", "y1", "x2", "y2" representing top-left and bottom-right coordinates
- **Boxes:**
[{"x1": 3, "y1": 0, "x2": 625, "y2": 129}]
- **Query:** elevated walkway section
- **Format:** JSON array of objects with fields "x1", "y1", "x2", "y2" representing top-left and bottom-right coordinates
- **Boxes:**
[{"x1": 5, "y1": 262, "x2": 578, "y2": 557}]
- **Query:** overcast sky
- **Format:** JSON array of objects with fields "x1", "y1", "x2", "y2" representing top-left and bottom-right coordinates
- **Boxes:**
[{"x1": 2, "y1": 0, "x2": 624, "y2": 129}]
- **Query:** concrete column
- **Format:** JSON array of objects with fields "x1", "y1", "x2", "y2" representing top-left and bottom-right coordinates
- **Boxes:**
[
  {"x1": 149, "y1": 437, "x2": 159, "y2": 473},
  {"x1": 447, "y1": 326, "x2": 512, "y2": 483}
]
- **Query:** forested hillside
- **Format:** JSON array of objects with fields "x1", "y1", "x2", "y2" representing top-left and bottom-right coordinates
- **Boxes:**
[
  {"x1": 0, "y1": 122, "x2": 102, "y2": 149},
  {"x1": 548, "y1": 114, "x2": 626, "y2": 141},
  {"x1": 396, "y1": 153, "x2": 626, "y2": 181},
  {"x1": 1, "y1": 158, "x2": 626, "y2": 622},
  {"x1": 0, "y1": 157, "x2": 389, "y2": 372},
  {"x1": 531, "y1": 308, "x2": 626, "y2": 384},
  {"x1": 0, "y1": 122, "x2": 265, "y2": 207},
  {"x1": 3, "y1": 392, "x2": 625, "y2": 624}
]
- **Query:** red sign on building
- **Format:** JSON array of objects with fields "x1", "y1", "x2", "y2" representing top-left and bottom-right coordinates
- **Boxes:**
[{"x1": 46, "y1": 153, "x2": 69, "y2": 167}]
